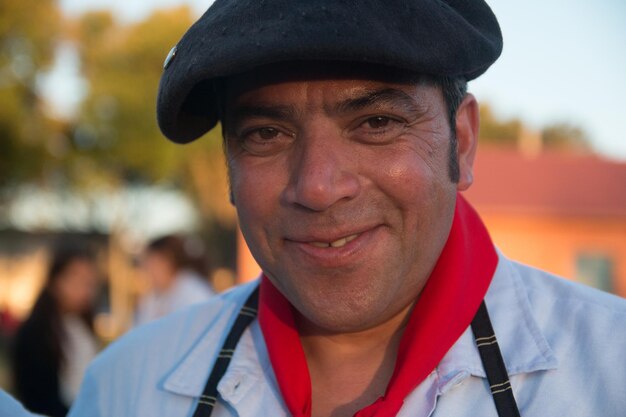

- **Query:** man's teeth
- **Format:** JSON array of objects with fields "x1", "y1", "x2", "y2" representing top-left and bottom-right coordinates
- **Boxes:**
[
  {"x1": 330, "y1": 237, "x2": 347, "y2": 248},
  {"x1": 310, "y1": 241, "x2": 330, "y2": 248},
  {"x1": 310, "y1": 234, "x2": 359, "y2": 248}
]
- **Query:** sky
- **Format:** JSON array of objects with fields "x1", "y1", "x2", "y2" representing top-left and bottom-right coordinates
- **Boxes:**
[{"x1": 57, "y1": 0, "x2": 626, "y2": 159}]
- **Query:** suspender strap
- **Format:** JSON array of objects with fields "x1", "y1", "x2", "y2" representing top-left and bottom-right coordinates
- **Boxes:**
[
  {"x1": 471, "y1": 301, "x2": 522, "y2": 417},
  {"x1": 192, "y1": 286, "x2": 260, "y2": 417}
]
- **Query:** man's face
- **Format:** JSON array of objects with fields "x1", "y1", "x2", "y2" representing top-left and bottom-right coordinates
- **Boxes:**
[{"x1": 223, "y1": 63, "x2": 477, "y2": 333}]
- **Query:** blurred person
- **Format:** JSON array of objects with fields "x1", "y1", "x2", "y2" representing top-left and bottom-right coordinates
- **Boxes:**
[
  {"x1": 135, "y1": 235, "x2": 215, "y2": 326},
  {"x1": 12, "y1": 244, "x2": 100, "y2": 417}
]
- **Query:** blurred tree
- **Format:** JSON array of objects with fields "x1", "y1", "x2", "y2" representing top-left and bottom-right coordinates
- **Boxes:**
[
  {"x1": 541, "y1": 122, "x2": 590, "y2": 152},
  {"x1": 1, "y1": 4, "x2": 236, "y2": 265},
  {"x1": 478, "y1": 104, "x2": 522, "y2": 145},
  {"x1": 73, "y1": 8, "x2": 234, "y2": 215},
  {"x1": 478, "y1": 104, "x2": 590, "y2": 153},
  {"x1": 0, "y1": 0, "x2": 62, "y2": 188},
  {"x1": 73, "y1": 7, "x2": 237, "y2": 265},
  {"x1": 74, "y1": 7, "x2": 198, "y2": 181}
]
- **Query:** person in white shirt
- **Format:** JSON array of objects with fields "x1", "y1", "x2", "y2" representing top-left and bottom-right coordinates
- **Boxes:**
[{"x1": 135, "y1": 235, "x2": 215, "y2": 326}]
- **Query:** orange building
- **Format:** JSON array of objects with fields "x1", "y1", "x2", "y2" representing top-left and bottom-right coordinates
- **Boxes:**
[{"x1": 463, "y1": 147, "x2": 626, "y2": 297}]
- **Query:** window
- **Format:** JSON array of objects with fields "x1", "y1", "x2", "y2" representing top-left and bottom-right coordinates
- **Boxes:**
[{"x1": 575, "y1": 253, "x2": 614, "y2": 293}]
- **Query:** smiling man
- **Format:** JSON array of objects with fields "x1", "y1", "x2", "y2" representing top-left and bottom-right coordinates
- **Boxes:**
[
  {"x1": 69, "y1": 1, "x2": 626, "y2": 417},
  {"x1": 223, "y1": 63, "x2": 467, "y2": 336}
]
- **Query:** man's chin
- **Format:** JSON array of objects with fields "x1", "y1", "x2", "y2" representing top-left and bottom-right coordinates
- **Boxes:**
[{"x1": 293, "y1": 296, "x2": 403, "y2": 335}]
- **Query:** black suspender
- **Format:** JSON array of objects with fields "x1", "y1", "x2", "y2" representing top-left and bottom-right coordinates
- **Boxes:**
[
  {"x1": 192, "y1": 286, "x2": 259, "y2": 417},
  {"x1": 471, "y1": 301, "x2": 522, "y2": 417},
  {"x1": 192, "y1": 289, "x2": 521, "y2": 417}
]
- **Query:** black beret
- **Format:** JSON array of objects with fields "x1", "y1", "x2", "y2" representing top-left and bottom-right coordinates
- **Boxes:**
[{"x1": 157, "y1": 0, "x2": 503, "y2": 143}]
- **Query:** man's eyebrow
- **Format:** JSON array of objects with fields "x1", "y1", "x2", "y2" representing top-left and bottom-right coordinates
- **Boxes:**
[
  {"x1": 225, "y1": 104, "x2": 297, "y2": 130},
  {"x1": 330, "y1": 88, "x2": 425, "y2": 116}
]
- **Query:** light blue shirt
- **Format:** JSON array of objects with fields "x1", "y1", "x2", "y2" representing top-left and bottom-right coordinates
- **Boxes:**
[
  {"x1": 0, "y1": 389, "x2": 40, "y2": 417},
  {"x1": 69, "y1": 253, "x2": 626, "y2": 417}
]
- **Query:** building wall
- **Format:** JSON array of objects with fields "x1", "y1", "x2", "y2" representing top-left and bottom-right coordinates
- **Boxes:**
[{"x1": 476, "y1": 210, "x2": 626, "y2": 297}]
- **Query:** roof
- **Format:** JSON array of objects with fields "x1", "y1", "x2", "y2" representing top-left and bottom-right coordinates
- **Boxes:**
[{"x1": 463, "y1": 146, "x2": 626, "y2": 217}]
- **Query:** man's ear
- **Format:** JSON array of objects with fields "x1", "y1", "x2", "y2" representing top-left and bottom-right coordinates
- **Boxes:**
[{"x1": 454, "y1": 94, "x2": 479, "y2": 191}]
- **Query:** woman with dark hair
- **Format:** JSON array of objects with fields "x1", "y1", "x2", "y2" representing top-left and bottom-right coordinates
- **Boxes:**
[{"x1": 12, "y1": 244, "x2": 100, "y2": 417}]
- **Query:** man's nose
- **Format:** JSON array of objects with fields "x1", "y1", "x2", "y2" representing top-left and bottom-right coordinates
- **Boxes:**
[{"x1": 282, "y1": 125, "x2": 361, "y2": 212}]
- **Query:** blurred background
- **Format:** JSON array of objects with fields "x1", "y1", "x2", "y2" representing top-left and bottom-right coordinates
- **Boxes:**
[{"x1": 0, "y1": 0, "x2": 624, "y2": 413}]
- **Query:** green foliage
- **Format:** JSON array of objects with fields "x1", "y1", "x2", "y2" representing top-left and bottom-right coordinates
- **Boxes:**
[
  {"x1": 542, "y1": 122, "x2": 590, "y2": 151},
  {"x1": 478, "y1": 104, "x2": 522, "y2": 145},
  {"x1": 0, "y1": 0, "x2": 60, "y2": 69},
  {"x1": 0, "y1": 86, "x2": 47, "y2": 186},
  {"x1": 1, "y1": 2, "x2": 233, "y2": 237},
  {"x1": 69, "y1": 7, "x2": 235, "y2": 231},
  {"x1": 478, "y1": 104, "x2": 590, "y2": 152},
  {"x1": 74, "y1": 7, "x2": 203, "y2": 182},
  {"x1": 0, "y1": 0, "x2": 62, "y2": 187}
]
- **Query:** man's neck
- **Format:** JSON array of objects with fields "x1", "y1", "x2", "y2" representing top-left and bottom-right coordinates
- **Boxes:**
[{"x1": 297, "y1": 303, "x2": 413, "y2": 417}]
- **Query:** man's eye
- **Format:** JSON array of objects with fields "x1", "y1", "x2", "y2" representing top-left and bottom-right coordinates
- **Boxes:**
[
  {"x1": 235, "y1": 126, "x2": 294, "y2": 156},
  {"x1": 242, "y1": 126, "x2": 283, "y2": 142},
  {"x1": 354, "y1": 115, "x2": 406, "y2": 143},
  {"x1": 360, "y1": 116, "x2": 405, "y2": 132},
  {"x1": 352, "y1": 115, "x2": 405, "y2": 144},
  {"x1": 365, "y1": 116, "x2": 392, "y2": 129},
  {"x1": 257, "y1": 127, "x2": 279, "y2": 140}
]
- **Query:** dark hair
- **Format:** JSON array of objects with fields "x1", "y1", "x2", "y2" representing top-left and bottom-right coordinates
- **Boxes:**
[
  {"x1": 36, "y1": 245, "x2": 96, "y2": 361},
  {"x1": 146, "y1": 235, "x2": 187, "y2": 270},
  {"x1": 435, "y1": 75, "x2": 469, "y2": 183},
  {"x1": 146, "y1": 234, "x2": 210, "y2": 276}
]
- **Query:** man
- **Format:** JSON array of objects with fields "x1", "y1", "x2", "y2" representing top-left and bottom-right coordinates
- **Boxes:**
[{"x1": 70, "y1": 1, "x2": 626, "y2": 416}]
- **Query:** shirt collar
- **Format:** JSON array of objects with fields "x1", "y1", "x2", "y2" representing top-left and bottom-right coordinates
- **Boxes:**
[
  {"x1": 161, "y1": 281, "x2": 287, "y2": 416},
  {"x1": 161, "y1": 282, "x2": 264, "y2": 398},
  {"x1": 437, "y1": 250, "x2": 558, "y2": 392}
]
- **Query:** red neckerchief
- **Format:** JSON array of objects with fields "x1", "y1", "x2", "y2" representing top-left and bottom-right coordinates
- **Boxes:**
[{"x1": 258, "y1": 194, "x2": 497, "y2": 417}]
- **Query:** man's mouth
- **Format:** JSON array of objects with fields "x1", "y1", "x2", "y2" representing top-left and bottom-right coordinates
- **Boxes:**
[{"x1": 308, "y1": 233, "x2": 360, "y2": 249}]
